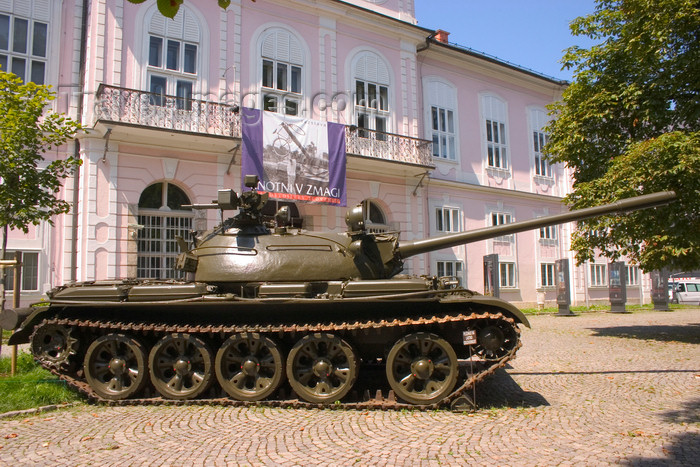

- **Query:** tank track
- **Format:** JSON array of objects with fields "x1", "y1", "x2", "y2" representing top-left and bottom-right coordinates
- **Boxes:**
[{"x1": 36, "y1": 311, "x2": 521, "y2": 411}]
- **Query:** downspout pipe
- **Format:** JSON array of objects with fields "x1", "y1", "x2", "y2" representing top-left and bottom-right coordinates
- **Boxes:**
[{"x1": 71, "y1": 0, "x2": 89, "y2": 282}]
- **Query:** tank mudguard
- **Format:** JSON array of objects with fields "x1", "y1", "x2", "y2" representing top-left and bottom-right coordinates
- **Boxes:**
[
  {"x1": 448, "y1": 295, "x2": 531, "y2": 328},
  {"x1": 7, "y1": 306, "x2": 53, "y2": 345}
]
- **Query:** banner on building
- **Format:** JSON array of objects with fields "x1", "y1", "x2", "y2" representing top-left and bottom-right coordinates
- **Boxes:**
[{"x1": 241, "y1": 107, "x2": 347, "y2": 206}]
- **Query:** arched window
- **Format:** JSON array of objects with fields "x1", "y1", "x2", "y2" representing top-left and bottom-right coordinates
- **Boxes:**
[
  {"x1": 362, "y1": 199, "x2": 389, "y2": 233},
  {"x1": 259, "y1": 28, "x2": 305, "y2": 115},
  {"x1": 137, "y1": 182, "x2": 193, "y2": 279},
  {"x1": 146, "y1": 7, "x2": 201, "y2": 110},
  {"x1": 529, "y1": 107, "x2": 552, "y2": 177},
  {"x1": 424, "y1": 78, "x2": 458, "y2": 160},
  {"x1": 0, "y1": 0, "x2": 51, "y2": 84},
  {"x1": 481, "y1": 94, "x2": 508, "y2": 170},
  {"x1": 353, "y1": 51, "x2": 391, "y2": 139}
]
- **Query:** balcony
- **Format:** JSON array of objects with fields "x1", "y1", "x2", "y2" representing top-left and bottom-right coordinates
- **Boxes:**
[
  {"x1": 95, "y1": 84, "x2": 240, "y2": 138},
  {"x1": 345, "y1": 126, "x2": 433, "y2": 167},
  {"x1": 95, "y1": 85, "x2": 433, "y2": 166}
]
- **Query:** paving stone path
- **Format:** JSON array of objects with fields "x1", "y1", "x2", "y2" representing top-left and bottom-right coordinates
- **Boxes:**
[{"x1": 1, "y1": 309, "x2": 698, "y2": 466}]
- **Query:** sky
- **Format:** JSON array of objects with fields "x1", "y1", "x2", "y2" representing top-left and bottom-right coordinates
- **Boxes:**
[{"x1": 413, "y1": 0, "x2": 599, "y2": 81}]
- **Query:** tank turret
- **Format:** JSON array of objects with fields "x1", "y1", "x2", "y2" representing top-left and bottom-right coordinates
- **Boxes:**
[{"x1": 181, "y1": 178, "x2": 676, "y2": 287}]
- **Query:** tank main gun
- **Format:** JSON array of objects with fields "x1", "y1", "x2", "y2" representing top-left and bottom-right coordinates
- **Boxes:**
[
  {"x1": 180, "y1": 183, "x2": 676, "y2": 285},
  {"x1": 397, "y1": 191, "x2": 677, "y2": 259}
]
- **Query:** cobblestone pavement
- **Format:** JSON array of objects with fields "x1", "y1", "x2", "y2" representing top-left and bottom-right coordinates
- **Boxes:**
[{"x1": 1, "y1": 309, "x2": 698, "y2": 466}]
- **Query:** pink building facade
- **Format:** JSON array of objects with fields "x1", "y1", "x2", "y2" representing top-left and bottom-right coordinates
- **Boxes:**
[{"x1": 2, "y1": 0, "x2": 651, "y2": 306}]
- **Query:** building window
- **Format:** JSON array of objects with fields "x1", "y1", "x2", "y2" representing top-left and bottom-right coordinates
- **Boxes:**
[
  {"x1": 540, "y1": 263, "x2": 555, "y2": 287},
  {"x1": 424, "y1": 78, "x2": 458, "y2": 161},
  {"x1": 491, "y1": 211, "x2": 513, "y2": 242},
  {"x1": 148, "y1": 36, "x2": 197, "y2": 110},
  {"x1": 0, "y1": 13, "x2": 48, "y2": 84},
  {"x1": 533, "y1": 129, "x2": 551, "y2": 177},
  {"x1": 482, "y1": 95, "x2": 508, "y2": 170},
  {"x1": 146, "y1": 6, "x2": 201, "y2": 111},
  {"x1": 436, "y1": 260, "x2": 464, "y2": 286},
  {"x1": 3, "y1": 251, "x2": 39, "y2": 292},
  {"x1": 362, "y1": 199, "x2": 389, "y2": 233},
  {"x1": 486, "y1": 120, "x2": 507, "y2": 169},
  {"x1": 436, "y1": 207, "x2": 460, "y2": 233},
  {"x1": 260, "y1": 29, "x2": 304, "y2": 116},
  {"x1": 137, "y1": 182, "x2": 193, "y2": 280},
  {"x1": 500, "y1": 262, "x2": 516, "y2": 288},
  {"x1": 626, "y1": 265, "x2": 639, "y2": 286},
  {"x1": 539, "y1": 225, "x2": 557, "y2": 240},
  {"x1": 431, "y1": 106, "x2": 455, "y2": 160},
  {"x1": 530, "y1": 108, "x2": 552, "y2": 177},
  {"x1": 353, "y1": 51, "x2": 391, "y2": 139},
  {"x1": 589, "y1": 263, "x2": 607, "y2": 287}
]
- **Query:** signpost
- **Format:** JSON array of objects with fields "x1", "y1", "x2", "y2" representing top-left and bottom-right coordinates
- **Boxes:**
[
  {"x1": 608, "y1": 261, "x2": 628, "y2": 313},
  {"x1": 555, "y1": 258, "x2": 574, "y2": 316},
  {"x1": 483, "y1": 254, "x2": 499, "y2": 298}
]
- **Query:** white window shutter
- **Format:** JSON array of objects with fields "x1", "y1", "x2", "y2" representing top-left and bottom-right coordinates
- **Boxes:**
[
  {"x1": 33, "y1": 0, "x2": 51, "y2": 22},
  {"x1": 150, "y1": 14, "x2": 166, "y2": 36},
  {"x1": 169, "y1": 9, "x2": 185, "y2": 40},
  {"x1": 14, "y1": 0, "x2": 31, "y2": 17},
  {"x1": 276, "y1": 31, "x2": 290, "y2": 62},
  {"x1": 183, "y1": 11, "x2": 200, "y2": 42},
  {"x1": 290, "y1": 36, "x2": 303, "y2": 65},
  {"x1": 262, "y1": 32, "x2": 275, "y2": 58}
]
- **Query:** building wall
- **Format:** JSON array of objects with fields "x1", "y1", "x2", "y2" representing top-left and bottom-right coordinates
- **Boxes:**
[{"x1": 1, "y1": 0, "x2": 652, "y2": 307}]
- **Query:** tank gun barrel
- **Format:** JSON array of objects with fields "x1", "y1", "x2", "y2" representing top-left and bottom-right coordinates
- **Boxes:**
[{"x1": 397, "y1": 191, "x2": 677, "y2": 259}]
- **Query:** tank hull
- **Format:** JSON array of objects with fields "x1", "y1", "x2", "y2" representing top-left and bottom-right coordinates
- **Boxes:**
[{"x1": 5, "y1": 278, "x2": 527, "y2": 408}]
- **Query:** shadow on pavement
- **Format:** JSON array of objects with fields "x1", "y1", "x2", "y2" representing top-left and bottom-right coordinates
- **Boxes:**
[
  {"x1": 586, "y1": 323, "x2": 700, "y2": 344},
  {"x1": 622, "y1": 397, "x2": 700, "y2": 466},
  {"x1": 472, "y1": 367, "x2": 549, "y2": 409}
]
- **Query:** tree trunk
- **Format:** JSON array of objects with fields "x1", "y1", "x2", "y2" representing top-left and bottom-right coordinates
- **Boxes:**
[{"x1": 1, "y1": 224, "x2": 7, "y2": 312}]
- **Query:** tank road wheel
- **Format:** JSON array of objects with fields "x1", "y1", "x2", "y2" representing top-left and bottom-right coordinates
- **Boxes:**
[
  {"x1": 286, "y1": 333, "x2": 358, "y2": 404},
  {"x1": 473, "y1": 319, "x2": 519, "y2": 360},
  {"x1": 30, "y1": 323, "x2": 78, "y2": 370},
  {"x1": 215, "y1": 333, "x2": 285, "y2": 401},
  {"x1": 148, "y1": 334, "x2": 213, "y2": 400},
  {"x1": 386, "y1": 332, "x2": 458, "y2": 405},
  {"x1": 84, "y1": 334, "x2": 148, "y2": 400}
]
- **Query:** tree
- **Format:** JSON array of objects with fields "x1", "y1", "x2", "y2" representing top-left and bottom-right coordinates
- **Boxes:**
[
  {"x1": 0, "y1": 70, "x2": 82, "y2": 305},
  {"x1": 545, "y1": 0, "x2": 700, "y2": 272}
]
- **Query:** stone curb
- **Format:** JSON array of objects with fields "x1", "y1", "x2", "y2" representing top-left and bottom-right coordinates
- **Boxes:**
[{"x1": 0, "y1": 402, "x2": 80, "y2": 420}]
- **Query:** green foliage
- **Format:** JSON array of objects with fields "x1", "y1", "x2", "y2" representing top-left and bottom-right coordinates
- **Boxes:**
[
  {"x1": 0, "y1": 353, "x2": 81, "y2": 413},
  {"x1": 0, "y1": 70, "x2": 82, "y2": 234},
  {"x1": 126, "y1": 0, "x2": 239, "y2": 19},
  {"x1": 545, "y1": 0, "x2": 700, "y2": 271}
]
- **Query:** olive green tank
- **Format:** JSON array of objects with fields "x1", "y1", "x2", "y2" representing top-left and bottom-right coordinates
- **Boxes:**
[{"x1": 2, "y1": 177, "x2": 675, "y2": 407}]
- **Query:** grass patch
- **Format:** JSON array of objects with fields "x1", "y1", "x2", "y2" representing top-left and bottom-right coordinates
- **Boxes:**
[
  {"x1": 520, "y1": 303, "x2": 693, "y2": 315},
  {"x1": 0, "y1": 352, "x2": 82, "y2": 414}
]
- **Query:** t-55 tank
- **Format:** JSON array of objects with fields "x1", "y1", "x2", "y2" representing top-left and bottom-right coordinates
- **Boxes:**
[{"x1": 2, "y1": 177, "x2": 675, "y2": 408}]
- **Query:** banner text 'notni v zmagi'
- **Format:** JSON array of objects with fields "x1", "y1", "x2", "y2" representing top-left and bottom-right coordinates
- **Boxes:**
[{"x1": 241, "y1": 107, "x2": 347, "y2": 206}]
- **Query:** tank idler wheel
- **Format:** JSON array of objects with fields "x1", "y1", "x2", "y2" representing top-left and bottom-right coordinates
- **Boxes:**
[
  {"x1": 473, "y1": 319, "x2": 518, "y2": 360},
  {"x1": 30, "y1": 323, "x2": 78, "y2": 370},
  {"x1": 386, "y1": 332, "x2": 458, "y2": 405},
  {"x1": 286, "y1": 333, "x2": 358, "y2": 404},
  {"x1": 215, "y1": 333, "x2": 285, "y2": 401},
  {"x1": 149, "y1": 333, "x2": 213, "y2": 400},
  {"x1": 84, "y1": 334, "x2": 148, "y2": 400}
]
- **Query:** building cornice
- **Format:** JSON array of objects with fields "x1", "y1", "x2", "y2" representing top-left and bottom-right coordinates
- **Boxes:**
[
  {"x1": 428, "y1": 177, "x2": 566, "y2": 205},
  {"x1": 418, "y1": 39, "x2": 568, "y2": 97}
]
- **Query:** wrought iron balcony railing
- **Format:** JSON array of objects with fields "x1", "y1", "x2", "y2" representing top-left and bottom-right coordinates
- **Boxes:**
[
  {"x1": 345, "y1": 126, "x2": 433, "y2": 166},
  {"x1": 95, "y1": 84, "x2": 240, "y2": 138},
  {"x1": 95, "y1": 85, "x2": 433, "y2": 166}
]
